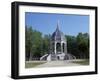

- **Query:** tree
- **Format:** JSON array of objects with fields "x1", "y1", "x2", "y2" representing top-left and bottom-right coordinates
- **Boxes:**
[
  {"x1": 25, "y1": 26, "x2": 42, "y2": 60},
  {"x1": 65, "y1": 33, "x2": 89, "y2": 59},
  {"x1": 25, "y1": 26, "x2": 34, "y2": 60},
  {"x1": 42, "y1": 35, "x2": 50, "y2": 55},
  {"x1": 77, "y1": 33, "x2": 89, "y2": 58},
  {"x1": 65, "y1": 35, "x2": 80, "y2": 58},
  {"x1": 32, "y1": 30, "x2": 42, "y2": 58}
]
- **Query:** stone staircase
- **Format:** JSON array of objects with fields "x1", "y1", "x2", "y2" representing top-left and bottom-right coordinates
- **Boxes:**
[
  {"x1": 50, "y1": 54, "x2": 57, "y2": 61},
  {"x1": 40, "y1": 53, "x2": 76, "y2": 61}
]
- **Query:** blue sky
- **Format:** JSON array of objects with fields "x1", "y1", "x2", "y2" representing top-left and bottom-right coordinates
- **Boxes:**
[{"x1": 25, "y1": 12, "x2": 89, "y2": 36}]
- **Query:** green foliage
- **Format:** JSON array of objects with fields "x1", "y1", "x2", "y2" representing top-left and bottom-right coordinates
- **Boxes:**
[
  {"x1": 77, "y1": 33, "x2": 89, "y2": 58},
  {"x1": 25, "y1": 26, "x2": 51, "y2": 60},
  {"x1": 25, "y1": 26, "x2": 42, "y2": 60},
  {"x1": 66, "y1": 35, "x2": 80, "y2": 58},
  {"x1": 42, "y1": 35, "x2": 50, "y2": 55},
  {"x1": 25, "y1": 26, "x2": 33, "y2": 60},
  {"x1": 65, "y1": 32, "x2": 89, "y2": 59}
]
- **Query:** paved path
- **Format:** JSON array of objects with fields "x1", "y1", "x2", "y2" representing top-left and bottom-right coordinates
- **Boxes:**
[{"x1": 35, "y1": 60, "x2": 82, "y2": 68}]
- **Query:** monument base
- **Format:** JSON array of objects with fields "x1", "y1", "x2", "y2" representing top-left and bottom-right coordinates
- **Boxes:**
[{"x1": 40, "y1": 53, "x2": 76, "y2": 61}]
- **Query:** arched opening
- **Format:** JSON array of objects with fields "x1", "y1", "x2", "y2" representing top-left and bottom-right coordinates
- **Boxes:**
[
  {"x1": 57, "y1": 56, "x2": 59, "y2": 60},
  {"x1": 56, "y1": 43, "x2": 61, "y2": 54},
  {"x1": 62, "y1": 43, "x2": 65, "y2": 53}
]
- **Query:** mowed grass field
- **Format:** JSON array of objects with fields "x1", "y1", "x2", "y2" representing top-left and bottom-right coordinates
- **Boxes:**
[
  {"x1": 25, "y1": 61, "x2": 46, "y2": 68},
  {"x1": 25, "y1": 59, "x2": 89, "y2": 68},
  {"x1": 72, "y1": 59, "x2": 89, "y2": 65}
]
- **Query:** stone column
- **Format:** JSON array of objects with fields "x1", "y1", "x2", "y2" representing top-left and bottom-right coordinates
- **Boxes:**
[
  {"x1": 65, "y1": 42, "x2": 67, "y2": 54},
  {"x1": 54, "y1": 42, "x2": 56, "y2": 54}
]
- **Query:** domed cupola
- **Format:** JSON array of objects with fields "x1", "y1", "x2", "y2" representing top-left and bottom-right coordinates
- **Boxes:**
[{"x1": 51, "y1": 21, "x2": 66, "y2": 41}]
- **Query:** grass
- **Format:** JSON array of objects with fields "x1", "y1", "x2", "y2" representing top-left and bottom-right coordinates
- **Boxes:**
[
  {"x1": 72, "y1": 59, "x2": 89, "y2": 65},
  {"x1": 25, "y1": 59, "x2": 89, "y2": 68},
  {"x1": 25, "y1": 61, "x2": 46, "y2": 68}
]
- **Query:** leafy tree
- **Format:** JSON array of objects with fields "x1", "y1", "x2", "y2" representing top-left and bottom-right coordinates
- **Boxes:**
[
  {"x1": 65, "y1": 35, "x2": 80, "y2": 58},
  {"x1": 25, "y1": 26, "x2": 34, "y2": 60},
  {"x1": 77, "y1": 33, "x2": 89, "y2": 58},
  {"x1": 32, "y1": 30, "x2": 42, "y2": 57},
  {"x1": 42, "y1": 35, "x2": 50, "y2": 55},
  {"x1": 25, "y1": 26, "x2": 42, "y2": 60},
  {"x1": 66, "y1": 33, "x2": 89, "y2": 59}
]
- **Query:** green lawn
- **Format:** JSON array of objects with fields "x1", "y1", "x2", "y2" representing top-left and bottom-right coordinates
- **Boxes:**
[
  {"x1": 72, "y1": 59, "x2": 89, "y2": 65},
  {"x1": 25, "y1": 59, "x2": 89, "y2": 68},
  {"x1": 25, "y1": 61, "x2": 46, "y2": 68}
]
